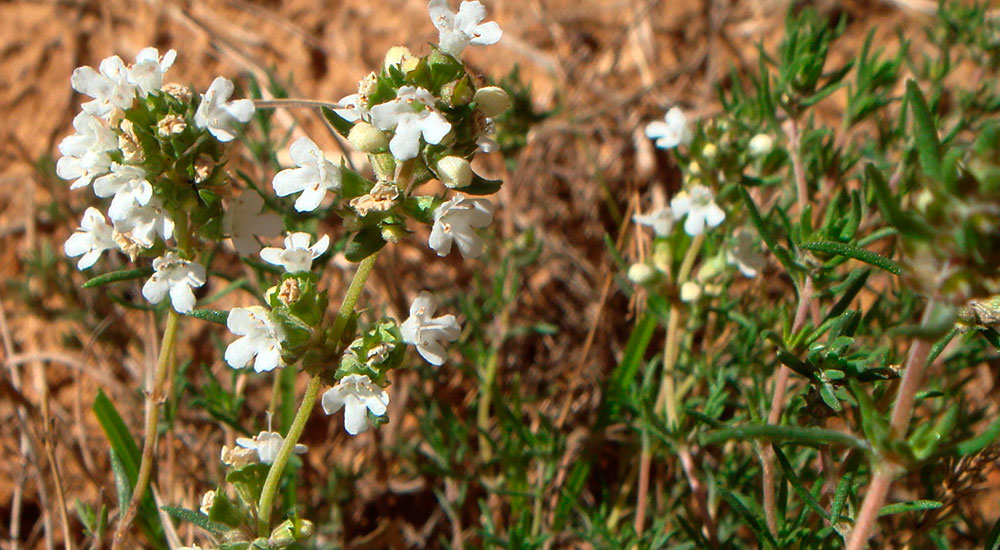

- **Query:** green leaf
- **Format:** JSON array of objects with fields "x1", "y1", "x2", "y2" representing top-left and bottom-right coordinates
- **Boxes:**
[
  {"x1": 800, "y1": 240, "x2": 900, "y2": 274},
  {"x1": 701, "y1": 424, "x2": 869, "y2": 450},
  {"x1": 825, "y1": 269, "x2": 870, "y2": 322},
  {"x1": 185, "y1": 308, "x2": 229, "y2": 325},
  {"x1": 344, "y1": 225, "x2": 387, "y2": 262},
  {"x1": 321, "y1": 106, "x2": 354, "y2": 137},
  {"x1": 609, "y1": 313, "x2": 657, "y2": 398},
  {"x1": 93, "y1": 390, "x2": 141, "y2": 483},
  {"x1": 159, "y1": 506, "x2": 229, "y2": 535},
  {"x1": 721, "y1": 490, "x2": 777, "y2": 547},
  {"x1": 957, "y1": 416, "x2": 1000, "y2": 455},
  {"x1": 460, "y1": 173, "x2": 502, "y2": 196},
  {"x1": 986, "y1": 514, "x2": 1000, "y2": 550},
  {"x1": 772, "y1": 446, "x2": 830, "y2": 520},
  {"x1": 864, "y1": 164, "x2": 932, "y2": 239},
  {"x1": 109, "y1": 449, "x2": 132, "y2": 515},
  {"x1": 82, "y1": 267, "x2": 155, "y2": 289},
  {"x1": 905, "y1": 79, "x2": 942, "y2": 179},
  {"x1": 738, "y1": 186, "x2": 797, "y2": 274},
  {"x1": 877, "y1": 500, "x2": 942, "y2": 517},
  {"x1": 92, "y1": 390, "x2": 163, "y2": 545}
]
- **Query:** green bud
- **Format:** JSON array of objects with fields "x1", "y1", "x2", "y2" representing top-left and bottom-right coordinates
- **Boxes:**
[
  {"x1": 436, "y1": 156, "x2": 473, "y2": 188},
  {"x1": 381, "y1": 224, "x2": 407, "y2": 243},
  {"x1": 474, "y1": 86, "x2": 512, "y2": 117},
  {"x1": 348, "y1": 122, "x2": 388, "y2": 153}
]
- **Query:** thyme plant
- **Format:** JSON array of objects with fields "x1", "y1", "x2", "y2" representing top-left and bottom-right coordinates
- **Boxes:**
[
  {"x1": 61, "y1": 2, "x2": 509, "y2": 548},
  {"x1": 55, "y1": 2, "x2": 1000, "y2": 549},
  {"x1": 624, "y1": 4, "x2": 1000, "y2": 549}
]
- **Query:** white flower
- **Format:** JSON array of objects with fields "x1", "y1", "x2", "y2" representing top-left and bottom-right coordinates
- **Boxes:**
[
  {"x1": 141, "y1": 252, "x2": 206, "y2": 313},
  {"x1": 260, "y1": 232, "x2": 330, "y2": 273},
  {"x1": 634, "y1": 178, "x2": 672, "y2": 240},
  {"x1": 223, "y1": 193, "x2": 283, "y2": 255},
  {"x1": 400, "y1": 291, "x2": 461, "y2": 366},
  {"x1": 428, "y1": 0, "x2": 503, "y2": 57},
  {"x1": 129, "y1": 47, "x2": 177, "y2": 97},
  {"x1": 670, "y1": 185, "x2": 725, "y2": 236},
  {"x1": 111, "y1": 196, "x2": 174, "y2": 249},
  {"x1": 65, "y1": 207, "x2": 115, "y2": 270},
  {"x1": 727, "y1": 230, "x2": 766, "y2": 278},
  {"x1": 272, "y1": 137, "x2": 342, "y2": 212},
  {"x1": 370, "y1": 86, "x2": 451, "y2": 160},
  {"x1": 70, "y1": 55, "x2": 136, "y2": 117},
  {"x1": 93, "y1": 164, "x2": 153, "y2": 222},
  {"x1": 225, "y1": 305, "x2": 287, "y2": 372},
  {"x1": 321, "y1": 374, "x2": 389, "y2": 435},
  {"x1": 56, "y1": 112, "x2": 117, "y2": 190},
  {"x1": 194, "y1": 77, "x2": 255, "y2": 142},
  {"x1": 645, "y1": 107, "x2": 692, "y2": 150},
  {"x1": 235, "y1": 431, "x2": 306, "y2": 464},
  {"x1": 334, "y1": 93, "x2": 367, "y2": 123},
  {"x1": 429, "y1": 194, "x2": 494, "y2": 258}
]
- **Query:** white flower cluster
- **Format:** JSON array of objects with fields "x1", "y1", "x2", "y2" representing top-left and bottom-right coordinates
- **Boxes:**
[
  {"x1": 60, "y1": 48, "x2": 258, "y2": 314},
  {"x1": 632, "y1": 107, "x2": 769, "y2": 281},
  {"x1": 225, "y1": 0, "x2": 510, "y2": 440}
]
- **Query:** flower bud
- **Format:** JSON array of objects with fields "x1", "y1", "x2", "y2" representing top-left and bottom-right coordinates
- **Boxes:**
[
  {"x1": 688, "y1": 161, "x2": 702, "y2": 176},
  {"x1": 680, "y1": 281, "x2": 702, "y2": 302},
  {"x1": 702, "y1": 143, "x2": 718, "y2": 160},
  {"x1": 628, "y1": 263, "x2": 659, "y2": 285},
  {"x1": 381, "y1": 224, "x2": 407, "y2": 243},
  {"x1": 348, "y1": 122, "x2": 388, "y2": 152},
  {"x1": 748, "y1": 133, "x2": 773, "y2": 157},
  {"x1": 199, "y1": 490, "x2": 215, "y2": 515},
  {"x1": 278, "y1": 278, "x2": 301, "y2": 306},
  {"x1": 193, "y1": 154, "x2": 215, "y2": 184},
  {"x1": 157, "y1": 114, "x2": 187, "y2": 138},
  {"x1": 162, "y1": 82, "x2": 193, "y2": 103},
  {"x1": 474, "y1": 86, "x2": 512, "y2": 117},
  {"x1": 436, "y1": 156, "x2": 472, "y2": 189},
  {"x1": 383, "y1": 46, "x2": 415, "y2": 71}
]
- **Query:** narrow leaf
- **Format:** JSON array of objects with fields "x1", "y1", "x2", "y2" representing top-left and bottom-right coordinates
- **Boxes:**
[
  {"x1": 82, "y1": 267, "x2": 154, "y2": 289},
  {"x1": 109, "y1": 450, "x2": 131, "y2": 516},
  {"x1": 773, "y1": 446, "x2": 830, "y2": 520},
  {"x1": 610, "y1": 313, "x2": 658, "y2": 397},
  {"x1": 459, "y1": 173, "x2": 502, "y2": 196},
  {"x1": 905, "y1": 79, "x2": 942, "y2": 178},
  {"x1": 877, "y1": 499, "x2": 942, "y2": 517},
  {"x1": 800, "y1": 240, "x2": 900, "y2": 274},
  {"x1": 186, "y1": 308, "x2": 229, "y2": 325},
  {"x1": 957, "y1": 417, "x2": 1000, "y2": 456},
  {"x1": 159, "y1": 506, "x2": 229, "y2": 535},
  {"x1": 702, "y1": 424, "x2": 869, "y2": 450},
  {"x1": 320, "y1": 106, "x2": 354, "y2": 137}
]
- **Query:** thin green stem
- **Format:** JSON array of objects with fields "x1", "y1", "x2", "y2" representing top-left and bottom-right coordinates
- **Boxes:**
[
  {"x1": 636, "y1": 233, "x2": 705, "y2": 548},
  {"x1": 256, "y1": 252, "x2": 379, "y2": 535},
  {"x1": 111, "y1": 309, "x2": 180, "y2": 550},
  {"x1": 253, "y1": 98, "x2": 344, "y2": 110}
]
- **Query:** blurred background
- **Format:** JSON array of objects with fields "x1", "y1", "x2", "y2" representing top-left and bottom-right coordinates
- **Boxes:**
[{"x1": 1, "y1": 0, "x2": 995, "y2": 549}]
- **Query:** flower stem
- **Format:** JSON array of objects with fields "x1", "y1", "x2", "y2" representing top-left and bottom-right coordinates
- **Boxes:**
[
  {"x1": 636, "y1": 233, "x2": 706, "y2": 547},
  {"x1": 845, "y1": 302, "x2": 935, "y2": 550},
  {"x1": 252, "y1": 98, "x2": 344, "y2": 110},
  {"x1": 256, "y1": 252, "x2": 379, "y2": 536},
  {"x1": 111, "y1": 308, "x2": 180, "y2": 550}
]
